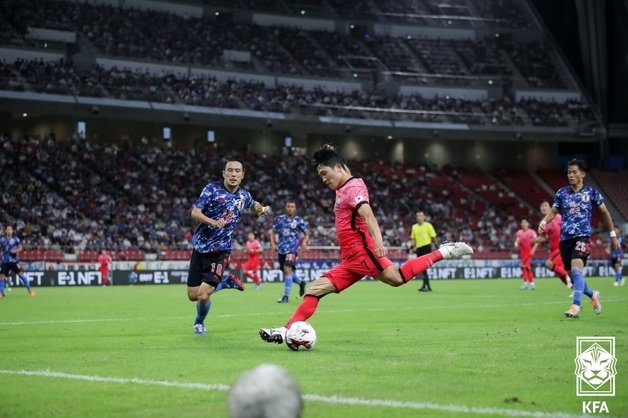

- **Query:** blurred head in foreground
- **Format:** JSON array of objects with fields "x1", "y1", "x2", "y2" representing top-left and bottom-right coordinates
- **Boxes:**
[{"x1": 228, "y1": 364, "x2": 303, "y2": 418}]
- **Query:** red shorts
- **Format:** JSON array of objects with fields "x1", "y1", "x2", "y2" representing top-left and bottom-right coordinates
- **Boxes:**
[
  {"x1": 244, "y1": 259, "x2": 260, "y2": 271},
  {"x1": 519, "y1": 251, "x2": 532, "y2": 268},
  {"x1": 322, "y1": 248, "x2": 393, "y2": 293},
  {"x1": 548, "y1": 249, "x2": 564, "y2": 269}
]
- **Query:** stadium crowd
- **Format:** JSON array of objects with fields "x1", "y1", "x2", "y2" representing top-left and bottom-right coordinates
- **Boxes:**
[
  {"x1": 1, "y1": 59, "x2": 594, "y2": 127},
  {"x1": 1, "y1": 134, "x2": 535, "y2": 256}
]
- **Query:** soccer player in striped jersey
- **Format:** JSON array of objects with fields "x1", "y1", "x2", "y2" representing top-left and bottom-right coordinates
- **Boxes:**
[
  {"x1": 538, "y1": 159, "x2": 619, "y2": 318},
  {"x1": 270, "y1": 201, "x2": 309, "y2": 303},
  {"x1": 607, "y1": 226, "x2": 625, "y2": 286},
  {"x1": 0, "y1": 225, "x2": 35, "y2": 298},
  {"x1": 259, "y1": 144, "x2": 473, "y2": 344},
  {"x1": 187, "y1": 160, "x2": 270, "y2": 335}
]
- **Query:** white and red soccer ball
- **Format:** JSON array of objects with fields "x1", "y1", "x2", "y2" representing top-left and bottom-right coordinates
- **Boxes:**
[{"x1": 285, "y1": 321, "x2": 317, "y2": 351}]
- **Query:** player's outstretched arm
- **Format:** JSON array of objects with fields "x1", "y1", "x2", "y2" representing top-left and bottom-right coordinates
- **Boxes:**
[
  {"x1": 598, "y1": 203, "x2": 620, "y2": 250},
  {"x1": 252, "y1": 201, "x2": 271, "y2": 216}
]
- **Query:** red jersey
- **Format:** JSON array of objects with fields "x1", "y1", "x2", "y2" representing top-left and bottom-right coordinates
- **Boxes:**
[
  {"x1": 98, "y1": 253, "x2": 112, "y2": 273},
  {"x1": 334, "y1": 177, "x2": 374, "y2": 258},
  {"x1": 516, "y1": 229, "x2": 537, "y2": 255},
  {"x1": 246, "y1": 239, "x2": 261, "y2": 263},
  {"x1": 544, "y1": 214, "x2": 561, "y2": 252}
]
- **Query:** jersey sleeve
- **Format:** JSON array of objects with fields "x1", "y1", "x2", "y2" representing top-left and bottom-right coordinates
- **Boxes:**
[
  {"x1": 592, "y1": 188, "x2": 604, "y2": 207},
  {"x1": 346, "y1": 182, "x2": 370, "y2": 210},
  {"x1": 243, "y1": 190, "x2": 255, "y2": 210},
  {"x1": 299, "y1": 217, "x2": 308, "y2": 233},
  {"x1": 194, "y1": 184, "x2": 214, "y2": 209},
  {"x1": 551, "y1": 189, "x2": 562, "y2": 211}
]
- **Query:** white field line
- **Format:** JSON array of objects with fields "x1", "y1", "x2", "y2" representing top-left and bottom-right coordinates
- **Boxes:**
[
  {"x1": 1, "y1": 297, "x2": 626, "y2": 326},
  {"x1": 0, "y1": 369, "x2": 592, "y2": 418}
]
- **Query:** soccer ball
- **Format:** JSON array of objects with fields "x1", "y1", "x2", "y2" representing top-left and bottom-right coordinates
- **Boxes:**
[{"x1": 285, "y1": 321, "x2": 317, "y2": 351}]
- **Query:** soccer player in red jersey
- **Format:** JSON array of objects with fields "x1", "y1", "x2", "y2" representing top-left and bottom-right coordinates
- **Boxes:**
[
  {"x1": 244, "y1": 232, "x2": 263, "y2": 288},
  {"x1": 533, "y1": 201, "x2": 572, "y2": 290},
  {"x1": 259, "y1": 144, "x2": 473, "y2": 344},
  {"x1": 98, "y1": 249, "x2": 113, "y2": 286},
  {"x1": 515, "y1": 219, "x2": 537, "y2": 289}
]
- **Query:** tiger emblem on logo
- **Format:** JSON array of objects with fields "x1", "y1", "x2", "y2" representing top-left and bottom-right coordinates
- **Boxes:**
[{"x1": 575, "y1": 343, "x2": 617, "y2": 390}]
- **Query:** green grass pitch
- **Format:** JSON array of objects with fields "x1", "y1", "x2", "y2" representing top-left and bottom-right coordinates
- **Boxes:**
[{"x1": 0, "y1": 278, "x2": 626, "y2": 418}]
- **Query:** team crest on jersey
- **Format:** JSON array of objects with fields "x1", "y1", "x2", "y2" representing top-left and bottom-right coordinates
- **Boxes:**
[
  {"x1": 234, "y1": 199, "x2": 245, "y2": 211},
  {"x1": 582, "y1": 194, "x2": 590, "y2": 202}
]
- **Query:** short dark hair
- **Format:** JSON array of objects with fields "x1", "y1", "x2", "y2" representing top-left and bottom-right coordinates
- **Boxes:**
[
  {"x1": 223, "y1": 159, "x2": 245, "y2": 172},
  {"x1": 567, "y1": 158, "x2": 587, "y2": 172},
  {"x1": 312, "y1": 143, "x2": 346, "y2": 169}
]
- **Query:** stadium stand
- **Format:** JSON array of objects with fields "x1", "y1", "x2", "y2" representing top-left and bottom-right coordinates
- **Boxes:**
[
  {"x1": 591, "y1": 170, "x2": 628, "y2": 220},
  {"x1": 491, "y1": 168, "x2": 554, "y2": 209},
  {"x1": 0, "y1": 58, "x2": 596, "y2": 127}
]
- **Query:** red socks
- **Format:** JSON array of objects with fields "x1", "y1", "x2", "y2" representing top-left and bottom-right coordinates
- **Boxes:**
[
  {"x1": 400, "y1": 251, "x2": 443, "y2": 282},
  {"x1": 246, "y1": 271, "x2": 261, "y2": 285},
  {"x1": 285, "y1": 295, "x2": 319, "y2": 328},
  {"x1": 522, "y1": 267, "x2": 534, "y2": 283},
  {"x1": 553, "y1": 264, "x2": 569, "y2": 284}
]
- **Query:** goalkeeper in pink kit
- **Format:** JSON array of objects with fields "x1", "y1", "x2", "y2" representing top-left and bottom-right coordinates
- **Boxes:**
[{"x1": 259, "y1": 144, "x2": 473, "y2": 344}]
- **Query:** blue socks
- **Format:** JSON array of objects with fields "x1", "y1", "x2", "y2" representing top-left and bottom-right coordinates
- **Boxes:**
[
  {"x1": 213, "y1": 273, "x2": 232, "y2": 293},
  {"x1": 195, "y1": 299, "x2": 211, "y2": 325},
  {"x1": 0, "y1": 277, "x2": 33, "y2": 295},
  {"x1": 283, "y1": 273, "x2": 295, "y2": 298},
  {"x1": 214, "y1": 281, "x2": 225, "y2": 293},
  {"x1": 18, "y1": 274, "x2": 31, "y2": 291},
  {"x1": 571, "y1": 267, "x2": 593, "y2": 306},
  {"x1": 571, "y1": 267, "x2": 583, "y2": 306}
]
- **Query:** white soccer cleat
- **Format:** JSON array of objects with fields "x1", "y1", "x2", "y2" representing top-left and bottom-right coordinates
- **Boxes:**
[
  {"x1": 193, "y1": 324, "x2": 207, "y2": 336},
  {"x1": 438, "y1": 241, "x2": 473, "y2": 259},
  {"x1": 591, "y1": 291, "x2": 602, "y2": 315},
  {"x1": 259, "y1": 326, "x2": 287, "y2": 344},
  {"x1": 565, "y1": 304, "x2": 581, "y2": 318}
]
